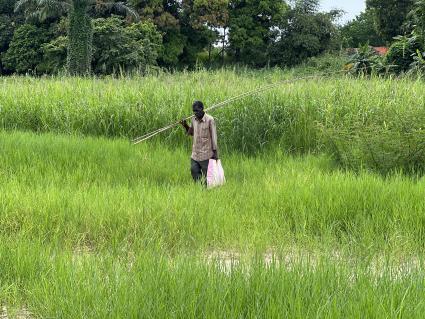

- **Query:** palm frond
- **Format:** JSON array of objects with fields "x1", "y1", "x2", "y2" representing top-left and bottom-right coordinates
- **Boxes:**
[
  {"x1": 113, "y1": 2, "x2": 139, "y2": 21},
  {"x1": 93, "y1": 1, "x2": 139, "y2": 21},
  {"x1": 14, "y1": 0, "x2": 34, "y2": 12},
  {"x1": 15, "y1": 0, "x2": 70, "y2": 20}
]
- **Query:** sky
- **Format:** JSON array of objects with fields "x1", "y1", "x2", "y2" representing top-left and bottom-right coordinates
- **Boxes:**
[{"x1": 320, "y1": 0, "x2": 366, "y2": 24}]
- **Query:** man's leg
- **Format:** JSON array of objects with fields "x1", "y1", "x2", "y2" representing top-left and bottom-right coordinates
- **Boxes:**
[
  {"x1": 199, "y1": 160, "x2": 209, "y2": 178},
  {"x1": 199, "y1": 160, "x2": 209, "y2": 186},
  {"x1": 191, "y1": 159, "x2": 202, "y2": 182}
]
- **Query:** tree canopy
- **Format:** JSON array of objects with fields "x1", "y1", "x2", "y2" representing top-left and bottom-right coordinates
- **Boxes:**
[{"x1": 4, "y1": 0, "x2": 424, "y2": 75}]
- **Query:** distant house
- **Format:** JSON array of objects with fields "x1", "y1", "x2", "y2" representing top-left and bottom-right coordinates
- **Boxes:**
[{"x1": 372, "y1": 47, "x2": 388, "y2": 56}]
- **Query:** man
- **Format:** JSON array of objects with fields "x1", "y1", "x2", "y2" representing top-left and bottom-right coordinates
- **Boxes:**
[{"x1": 180, "y1": 101, "x2": 218, "y2": 183}]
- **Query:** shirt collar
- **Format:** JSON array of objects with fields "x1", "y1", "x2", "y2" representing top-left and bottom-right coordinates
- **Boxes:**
[{"x1": 195, "y1": 114, "x2": 206, "y2": 122}]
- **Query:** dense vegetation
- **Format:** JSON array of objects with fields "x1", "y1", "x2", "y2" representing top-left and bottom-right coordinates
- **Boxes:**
[
  {"x1": 0, "y1": 0, "x2": 342, "y2": 75},
  {"x1": 1, "y1": 69, "x2": 425, "y2": 174}
]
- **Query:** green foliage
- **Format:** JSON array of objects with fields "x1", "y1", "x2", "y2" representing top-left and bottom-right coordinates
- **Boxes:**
[
  {"x1": 0, "y1": 0, "x2": 15, "y2": 14},
  {"x1": 2, "y1": 23, "x2": 49, "y2": 73},
  {"x1": 129, "y1": 0, "x2": 185, "y2": 67},
  {"x1": 366, "y1": 0, "x2": 414, "y2": 42},
  {"x1": 92, "y1": 17, "x2": 161, "y2": 74},
  {"x1": 187, "y1": 0, "x2": 229, "y2": 66},
  {"x1": 408, "y1": 49, "x2": 425, "y2": 74},
  {"x1": 345, "y1": 44, "x2": 387, "y2": 75},
  {"x1": 228, "y1": 0, "x2": 288, "y2": 67},
  {"x1": 0, "y1": 0, "x2": 22, "y2": 74},
  {"x1": 15, "y1": 0, "x2": 138, "y2": 75},
  {"x1": 0, "y1": 14, "x2": 14, "y2": 52},
  {"x1": 302, "y1": 53, "x2": 347, "y2": 72},
  {"x1": 340, "y1": 11, "x2": 384, "y2": 48},
  {"x1": 407, "y1": 0, "x2": 425, "y2": 48},
  {"x1": 191, "y1": 0, "x2": 228, "y2": 29},
  {"x1": 324, "y1": 118, "x2": 425, "y2": 176},
  {"x1": 160, "y1": 30, "x2": 186, "y2": 67},
  {"x1": 271, "y1": 1, "x2": 340, "y2": 67},
  {"x1": 385, "y1": 34, "x2": 421, "y2": 73},
  {"x1": 39, "y1": 35, "x2": 67, "y2": 74}
]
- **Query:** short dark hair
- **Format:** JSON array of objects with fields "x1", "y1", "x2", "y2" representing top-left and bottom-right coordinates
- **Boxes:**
[{"x1": 193, "y1": 101, "x2": 204, "y2": 109}]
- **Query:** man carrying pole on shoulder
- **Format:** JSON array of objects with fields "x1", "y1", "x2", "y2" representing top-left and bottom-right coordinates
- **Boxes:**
[{"x1": 180, "y1": 101, "x2": 218, "y2": 184}]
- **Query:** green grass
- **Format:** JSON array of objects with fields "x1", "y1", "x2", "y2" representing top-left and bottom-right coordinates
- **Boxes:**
[
  {"x1": 2, "y1": 70, "x2": 425, "y2": 173},
  {"x1": 0, "y1": 131, "x2": 425, "y2": 318},
  {"x1": 1, "y1": 69, "x2": 425, "y2": 317}
]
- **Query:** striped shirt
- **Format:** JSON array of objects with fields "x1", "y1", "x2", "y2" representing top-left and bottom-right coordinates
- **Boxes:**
[{"x1": 189, "y1": 113, "x2": 218, "y2": 161}]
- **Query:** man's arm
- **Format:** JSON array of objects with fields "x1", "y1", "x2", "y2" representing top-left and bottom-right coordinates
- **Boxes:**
[
  {"x1": 180, "y1": 119, "x2": 194, "y2": 136},
  {"x1": 210, "y1": 118, "x2": 218, "y2": 159}
]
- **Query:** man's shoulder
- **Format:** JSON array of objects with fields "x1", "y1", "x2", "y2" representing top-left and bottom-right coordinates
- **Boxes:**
[{"x1": 204, "y1": 113, "x2": 215, "y2": 122}]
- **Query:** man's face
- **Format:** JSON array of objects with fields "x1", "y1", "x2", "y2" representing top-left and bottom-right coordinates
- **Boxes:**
[{"x1": 193, "y1": 104, "x2": 204, "y2": 120}]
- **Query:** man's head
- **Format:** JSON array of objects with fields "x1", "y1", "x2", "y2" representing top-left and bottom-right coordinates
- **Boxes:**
[{"x1": 193, "y1": 101, "x2": 205, "y2": 120}]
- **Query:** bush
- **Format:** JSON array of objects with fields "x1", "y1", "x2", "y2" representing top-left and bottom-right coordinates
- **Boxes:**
[
  {"x1": 322, "y1": 125, "x2": 425, "y2": 176},
  {"x1": 345, "y1": 44, "x2": 388, "y2": 75},
  {"x1": 303, "y1": 53, "x2": 346, "y2": 72},
  {"x1": 385, "y1": 35, "x2": 422, "y2": 74},
  {"x1": 408, "y1": 49, "x2": 425, "y2": 75}
]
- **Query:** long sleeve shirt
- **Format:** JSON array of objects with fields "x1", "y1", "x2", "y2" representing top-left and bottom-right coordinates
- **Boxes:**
[{"x1": 188, "y1": 113, "x2": 218, "y2": 162}]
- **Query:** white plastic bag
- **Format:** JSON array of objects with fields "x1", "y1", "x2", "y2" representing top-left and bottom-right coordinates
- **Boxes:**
[{"x1": 207, "y1": 159, "x2": 226, "y2": 188}]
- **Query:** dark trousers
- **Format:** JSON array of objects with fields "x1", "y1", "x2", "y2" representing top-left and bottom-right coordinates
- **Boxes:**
[{"x1": 191, "y1": 158, "x2": 209, "y2": 183}]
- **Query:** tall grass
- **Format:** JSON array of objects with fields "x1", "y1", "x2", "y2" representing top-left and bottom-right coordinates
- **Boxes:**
[
  {"x1": 1, "y1": 131, "x2": 425, "y2": 251},
  {"x1": 0, "y1": 131, "x2": 424, "y2": 317},
  {"x1": 1, "y1": 70, "x2": 425, "y2": 173}
]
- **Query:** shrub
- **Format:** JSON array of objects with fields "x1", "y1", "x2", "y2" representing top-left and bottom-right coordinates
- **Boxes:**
[
  {"x1": 385, "y1": 35, "x2": 422, "y2": 73},
  {"x1": 408, "y1": 49, "x2": 425, "y2": 75},
  {"x1": 345, "y1": 44, "x2": 389, "y2": 75}
]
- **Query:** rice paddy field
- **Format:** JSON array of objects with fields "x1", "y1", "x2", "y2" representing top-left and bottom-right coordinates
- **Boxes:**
[{"x1": 1, "y1": 70, "x2": 425, "y2": 318}]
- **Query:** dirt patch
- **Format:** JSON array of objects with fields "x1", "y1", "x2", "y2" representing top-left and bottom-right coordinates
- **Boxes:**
[
  {"x1": 1, "y1": 306, "x2": 33, "y2": 319},
  {"x1": 204, "y1": 249, "x2": 425, "y2": 280}
]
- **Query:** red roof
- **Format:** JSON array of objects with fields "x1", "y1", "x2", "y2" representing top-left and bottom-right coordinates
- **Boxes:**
[{"x1": 372, "y1": 47, "x2": 388, "y2": 56}]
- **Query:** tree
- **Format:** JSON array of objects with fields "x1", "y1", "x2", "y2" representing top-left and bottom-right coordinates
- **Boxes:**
[
  {"x1": 294, "y1": 0, "x2": 319, "y2": 14},
  {"x1": 340, "y1": 11, "x2": 385, "y2": 48},
  {"x1": 91, "y1": 16, "x2": 162, "y2": 74},
  {"x1": 227, "y1": 0, "x2": 288, "y2": 67},
  {"x1": 0, "y1": 0, "x2": 24, "y2": 74},
  {"x1": 2, "y1": 23, "x2": 50, "y2": 73},
  {"x1": 407, "y1": 0, "x2": 425, "y2": 49},
  {"x1": 270, "y1": 0, "x2": 340, "y2": 67},
  {"x1": 0, "y1": 0, "x2": 16, "y2": 14},
  {"x1": 0, "y1": 14, "x2": 14, "y2": 53},
  {"x1": 129, "y1": 0, "x2": 185, "y2": 67},
  {"x1": 15, "y1": 0, "x2": 138, "y2": 75},
  {"x1": 366, "y1": 0, "x2": 414, "y2": 42},
  {"x1": 38, "y1": 35, "x2": 67, "y2": 73},
  {"x1": 179, "y1": 0, "x2": 217, "y2": 67},
  {"x1": 189, "y1": 0, "x2": 229, "y2": 64}
]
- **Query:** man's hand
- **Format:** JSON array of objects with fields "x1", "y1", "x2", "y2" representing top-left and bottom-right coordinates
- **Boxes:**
[
  {"x1": 211, "y1": 150, "x2": 218, "y2": 160},
  {"x1": 181, "y1": 119, "x2": 189, "y2": 132},
  {"x1": 181, "y1": 119, "x2": 194, "y2": 136}
]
